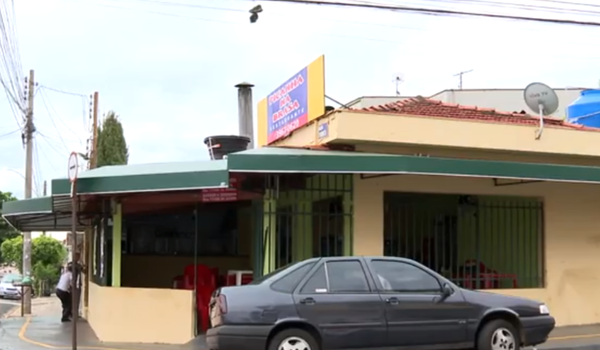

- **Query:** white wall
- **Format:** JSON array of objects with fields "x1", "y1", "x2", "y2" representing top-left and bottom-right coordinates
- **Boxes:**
[{"x1": 346, "y1": 88, "x2": 590, "y2": 118}]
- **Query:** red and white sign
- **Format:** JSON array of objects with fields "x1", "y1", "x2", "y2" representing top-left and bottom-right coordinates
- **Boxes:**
[{"x1": 200, "y1": 188, "x2": 238, "y2": 203}]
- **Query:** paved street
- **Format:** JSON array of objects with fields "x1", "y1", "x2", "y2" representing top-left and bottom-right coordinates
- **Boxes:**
[
  {"x1": 0, "y1": 299, "x2": 18, "y2": 317},
  {"x1": 2, "y1": 297, "x2": 600, "y2": 350}
]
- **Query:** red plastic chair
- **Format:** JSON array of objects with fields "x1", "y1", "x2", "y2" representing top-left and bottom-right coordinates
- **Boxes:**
[
  {"x1": 196, "y1": 285, "x2": 214, "y2": 332},
  {"x1": 172, "y1": 275, "x2": 184, "y2": 289},
  {"x1": 183, "y1": 264, "x2": 216, "y2": 290}
]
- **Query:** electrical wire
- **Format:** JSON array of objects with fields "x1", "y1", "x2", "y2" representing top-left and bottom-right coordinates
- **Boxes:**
[
  {"x1": 40, "y1": 85, "x2": 89, "y2": 139},
  {"x1": 38, "y1": 87, "x2": 85, "y2": 147},
  {"x1": 32, "y1": 140, "x2": 43, "y2": 197},
  {"x1": 39, "y1": 85, "x2": 88, "y2": 98},
  {"x1": 35, "y1": 139, "x2": 59, "y2": 174},
  {"x1": 387, "y1": 0, "x2": 600, "y2": 16},
  {"x1": 254, "y1": 0, "x2": 600, "y2": 26},
  {"x1": 55, "y1": 0, "x2": 600, "y2": 62},
  {"x1": 0, "y1": 0, "x2": 25, "y2": 129},
  {"x1": 0, "y1": 128, "x2": 19, "y2": 140},
  {"x1": 38, "y1": 89, "x2": 71, "y2": 153},
  {"x1": 37, "y1": 131, "x2": 69, "y2": 158}
]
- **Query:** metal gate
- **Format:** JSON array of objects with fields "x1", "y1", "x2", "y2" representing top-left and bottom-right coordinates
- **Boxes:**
[
  {"x1": 384, "y1": 192, "x2": 544, "y2": 289},
  {"x1": 253, "y1": 173, "x2": 353, "y2": 276}
]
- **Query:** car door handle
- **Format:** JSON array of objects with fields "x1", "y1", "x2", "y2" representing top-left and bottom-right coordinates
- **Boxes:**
[
  {"x1": 300, "y1": 298, "x2": 316, "y2": 305},
  {"x1": 385, "y1": 297, "x2": 399, "y2": 305}
]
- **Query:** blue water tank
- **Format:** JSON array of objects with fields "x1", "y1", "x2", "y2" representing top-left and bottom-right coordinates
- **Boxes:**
[{"x1": 567, "y1": 89, "x2": 600, "y2": 127}]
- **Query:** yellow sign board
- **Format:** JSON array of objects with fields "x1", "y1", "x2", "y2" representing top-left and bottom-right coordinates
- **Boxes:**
[{"x1": 257, "y1": 55, "x2": 325, "y2": 146}]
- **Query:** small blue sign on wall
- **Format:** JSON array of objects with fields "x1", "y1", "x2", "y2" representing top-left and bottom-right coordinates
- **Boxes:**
[{"x1": 318, "y1": 123, "x2": 328, "y2": 139}]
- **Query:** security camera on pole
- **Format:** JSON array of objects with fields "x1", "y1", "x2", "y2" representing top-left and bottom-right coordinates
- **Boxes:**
[{"x1": 68, "y1": 151, "x2": 79, "y2": 350}]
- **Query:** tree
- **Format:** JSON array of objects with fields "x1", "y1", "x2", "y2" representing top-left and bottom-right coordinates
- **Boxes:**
[
  {"x1": 1, "y1": 235, "x2": 23, "y2": 271},
  {"x1": 31, "y1": 236, "x2": 67, "y2": 294},
  {"x1": 1, "y1": 235, "x2": 66, "y2": 275},
  {"x1": 0, "y1": 191, "x2": 20, "y2": 263},
  {"x1": 97, "y1": 111, "x2": 129, "y2": 167}
]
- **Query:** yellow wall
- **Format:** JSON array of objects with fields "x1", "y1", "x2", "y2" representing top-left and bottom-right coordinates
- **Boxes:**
[
  {"x1": 337, "y1": 111, "x2": 600, "y2": 157},
  {"x1": 353, "y1": 173, "x2": 600, "y2": 327},
  {"x1": 87, "y1": 282, "x2": 195, "y2": 344}
]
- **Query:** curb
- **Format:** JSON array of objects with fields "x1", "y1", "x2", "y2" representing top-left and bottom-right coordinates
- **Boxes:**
[{"x1": 1, "y1": 299, "x2": 57, "y2": 319}]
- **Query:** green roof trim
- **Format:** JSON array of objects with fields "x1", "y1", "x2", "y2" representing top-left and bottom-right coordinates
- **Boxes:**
[
  {"x1": 52, "y1": 160, "x2": 229, "y2": 196},
  {"x1": 227, "y1": 147, "x2": 600, "y2": 184},
  {"x1": 2, "y1": 197, "x2": 53, "y2": 216},
  {"x1": 1, "y1": 196, "x2": 79, "y2": 232}
]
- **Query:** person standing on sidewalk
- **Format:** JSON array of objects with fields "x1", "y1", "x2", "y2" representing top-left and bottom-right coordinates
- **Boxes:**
[
  {"x1": 56, "y1": 265, "x2": 72, "y2": 322},
  {"x1": 68, "y1": 252, "x2": 86, "y2": 318}
]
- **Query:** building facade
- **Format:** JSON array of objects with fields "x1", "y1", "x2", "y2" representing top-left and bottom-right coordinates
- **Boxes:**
[
  {"x1": 347, "y1": 87, "x2": 588, "y2": 118},
  {"x1": 5, "y1": 96, "x2": 600, "y2": 345}
]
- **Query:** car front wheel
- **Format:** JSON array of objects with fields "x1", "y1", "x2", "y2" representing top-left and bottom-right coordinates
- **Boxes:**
[
  {"x1": 269, "y1": 328, "x2": 319, "y2": 350},
  {"x1": 476, "y1": 319, "x2": 520, "y2": 350}
]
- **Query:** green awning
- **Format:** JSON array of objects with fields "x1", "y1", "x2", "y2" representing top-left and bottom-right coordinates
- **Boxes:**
[
  {"x1": 52, "y1": 160, "x2": 229, "y2": 196},
  {"x1": 2, "y1": 196, "x2": 83, "y2": 232},
  {"x1": 227, "y1": 147, "x2": 600, "y2": 184},
  {"x1": 3, "y1": 197, "x2": 53, "y2": 215}
]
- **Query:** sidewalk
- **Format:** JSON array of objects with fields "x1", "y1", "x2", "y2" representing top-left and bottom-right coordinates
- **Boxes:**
[
  {"x1": 0, "y1": 297, "x2": 204, "y2": 350},
  {"x1": 3, "y1": 296, "x2": 61, "y2": 318},
  {"x1": 2, "y1": 299, "x2": 600, "y2": 350}
]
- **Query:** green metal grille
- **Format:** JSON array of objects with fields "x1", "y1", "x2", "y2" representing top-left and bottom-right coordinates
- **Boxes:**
[
  {"x1": 253, "y1": 174, "x2": 354, "y2": 276},
  {"x1": 384, "y1": 192, "x2": 544, "y2": 289}
]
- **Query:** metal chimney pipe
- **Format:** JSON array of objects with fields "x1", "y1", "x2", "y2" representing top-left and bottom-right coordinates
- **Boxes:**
[{"x1": 235, "y1": 82, "x2": 255, "y2": 149}]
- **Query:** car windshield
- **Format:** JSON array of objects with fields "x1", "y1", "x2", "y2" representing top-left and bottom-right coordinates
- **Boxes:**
[
  {"x1": 1, "y1": 274, "x2": 22, "y2": 284},
  {"x1": 248, "y1": 262, "x2": 300, "y2": 285}
]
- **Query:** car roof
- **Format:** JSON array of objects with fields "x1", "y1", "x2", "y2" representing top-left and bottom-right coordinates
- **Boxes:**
[{"x1": 316, "y1": 256, "x2": 414, "y2": 263}]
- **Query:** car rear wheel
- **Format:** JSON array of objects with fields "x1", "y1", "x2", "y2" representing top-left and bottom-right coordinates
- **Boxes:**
[
  {"x1": 269, "y1": 328, "x2": 319, "y2": 350},
  {"x1": 477, "y1": 319, "x2": 520, "y2": 350}
]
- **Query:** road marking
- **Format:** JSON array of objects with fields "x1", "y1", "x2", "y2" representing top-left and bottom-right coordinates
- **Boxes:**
[
  {"x1": 18, "y1": 316, "x2": 145, "y2": 350},
  {"x1": 550, "y1": 333, "x2": 600, "y2": 341},
  {"x1": 16, "y1": 312, "x2": 600, "y2": 349}
]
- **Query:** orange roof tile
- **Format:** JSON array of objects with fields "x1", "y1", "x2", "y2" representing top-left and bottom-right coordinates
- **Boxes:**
[{"x1": 358, "y1": 96, "x2": 598, "y2": 131}]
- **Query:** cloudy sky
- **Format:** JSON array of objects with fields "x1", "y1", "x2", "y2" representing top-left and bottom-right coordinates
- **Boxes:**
[{"x1": 1, "y1": 0, "x2": 599, "y2": 199}]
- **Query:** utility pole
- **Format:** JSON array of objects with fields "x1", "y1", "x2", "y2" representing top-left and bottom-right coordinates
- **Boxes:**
[
  {"x1": 82, "y1": 91, "x2": 98, "y2": 319},
  {"x1": 22, "y1": 69, "x2": 35, "y2": 314},
  {"x1": 42, "y1": 180, "x2": 47, "y2": 236},
  {"x1": 90, "y1": 92, "x2": 99, "y2": 168},
  {"x1": 453, "y1": 69, "x2": 473, "y2": 90}
]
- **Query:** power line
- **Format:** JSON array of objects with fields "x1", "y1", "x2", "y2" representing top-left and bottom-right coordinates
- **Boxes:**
[
  {"x1": 255, "y1": 0, "x2": 600, "y2": 26},
  {"x1": 0, "y1": 128, "x2": 19, "y2": 139},
  {"x1": 40, "y1": 84, "x2": 90, "y2": 136},
  {"x1": 396, "y1": 0, "x2": 600, "y2": 16},
  {"x1": 39, "y1": 84, "x2": 88, "y2": 98},
  {"x1": 0, "y1": 0, "x2": 25, "y2": 128},
  {"x1": 38, "y1": 89, "x2": 71, "y2": 152},
  {"x1": 55, "y1": 0, "x2": 600, "y2": 61},
  {"x1": 37, "y1": 131, "x2": 69, "y2": 158},
  {"x1": 38, "y1": 87, "x2": 85, "y2": 147}
]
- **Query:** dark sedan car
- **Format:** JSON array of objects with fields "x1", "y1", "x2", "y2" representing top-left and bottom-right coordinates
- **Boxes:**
[{"x1": 207, "y1": 256, "x2": 554, "y2": 350}]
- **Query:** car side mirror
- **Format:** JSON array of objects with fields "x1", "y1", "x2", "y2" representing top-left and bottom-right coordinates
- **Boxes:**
[{"x1": 441, "y1": 283, "x2": 453, "y2": 298}]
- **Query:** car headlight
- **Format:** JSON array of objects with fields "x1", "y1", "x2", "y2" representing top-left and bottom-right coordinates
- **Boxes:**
[{"x1": 539, "y1": 304, "x2": 550, "y2": 315}]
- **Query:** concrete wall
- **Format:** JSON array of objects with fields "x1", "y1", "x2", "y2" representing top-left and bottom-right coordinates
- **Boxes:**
[
  {"x1": 346, "y1": 88, "x2": 587, "y2": 117},
  {"x1": 430, "y1": 88, "x2": 585, "y2": 118},
  {"x1": 353, "y1": 173, "x2": 600, "y2": 327},
  {"x1": 87, "y1": 282, "x2": 195, "y2": 344}
]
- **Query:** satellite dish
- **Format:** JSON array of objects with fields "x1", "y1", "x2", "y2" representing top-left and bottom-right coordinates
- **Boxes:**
[
  {"x1": 523, "y1": 82, "x2": 559, "y2": 140},
  {"x1": 524, "y1": 82, "x2": 559, "y2": 116}
]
